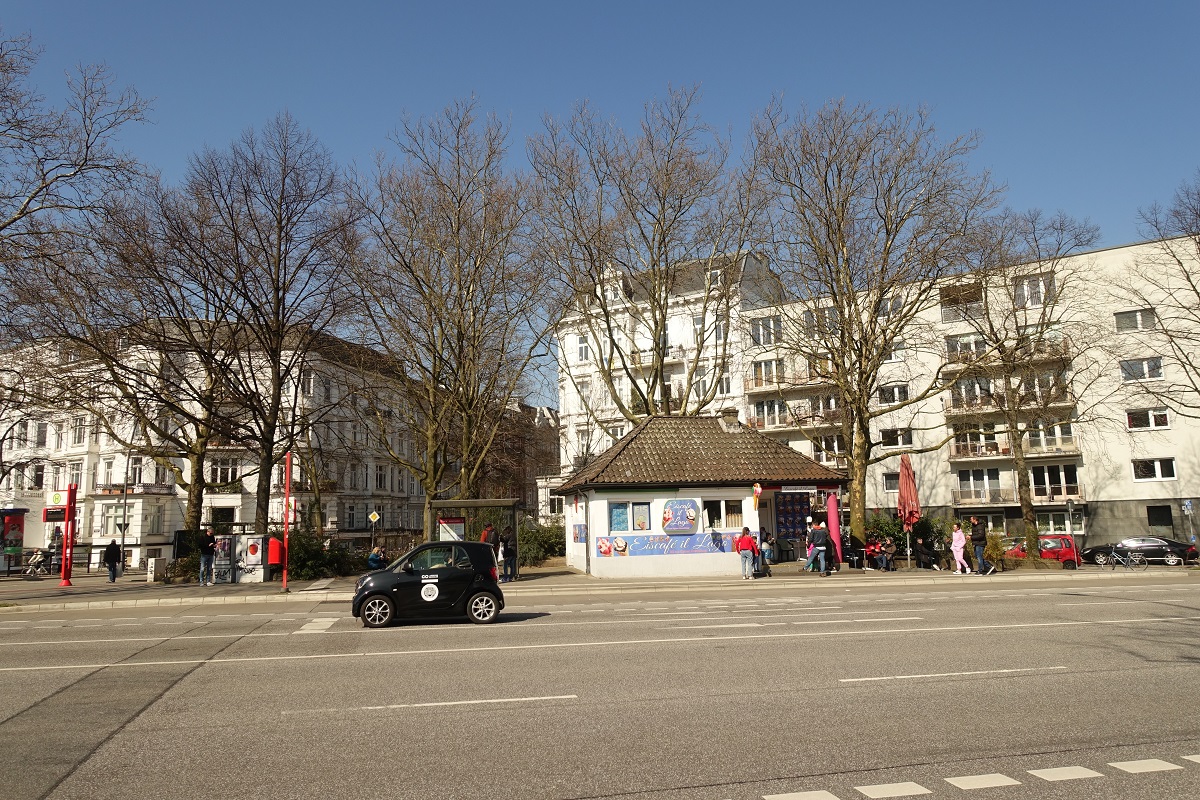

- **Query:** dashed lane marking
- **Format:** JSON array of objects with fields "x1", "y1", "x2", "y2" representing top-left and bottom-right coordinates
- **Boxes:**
[
  {"x1": 763, "y1": 792, "x2": 840, "y2": 800},
  {"x1": 841, "y1": 666, "x2": 1066, "y2": 683},
  {"x1": 294, "y1": 618, "x2": 337, "y2": 634},
  {"x1": 283, "y1": 693, "x2": 579, "y2": 716},
  {"x1": 853, "y1": 781, "x2": 931, "y2": 798},
  {"x1": 1028, "y1": 766, "x2": 1104, "y2": 781},
  {"x1": 1109, "y1": 759, "x2": 1183, "y2": 773},
  {"x1": 944, "y1": 773, "x2": 1022, "y2": 789},
  {"x1": 1184, "y1": 755, "x2": 1200, "y2": 764}
]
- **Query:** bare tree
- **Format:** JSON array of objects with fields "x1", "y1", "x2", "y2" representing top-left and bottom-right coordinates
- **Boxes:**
[
  {"x1": 753, "y1": 99, "x2": 1000, "y2": 542},
  {"x1": 0, "y1": 29, "x2": 146, "y2": 273},
  {"x1": 1128, "y1": 170, "x2": 1200, "y2": 418},
  {"x1": 947, "y1": 209, "x2": 1103, "y2": 554},
  {"x1": 350, "y1": 99, "x2": 547, "y2": 539},
  {"x1": 170, "y1": 113, "x2": 359, "y2": 538},
  {"x1": 530, "y1": 86, "x2": 766, "y2": 425}
]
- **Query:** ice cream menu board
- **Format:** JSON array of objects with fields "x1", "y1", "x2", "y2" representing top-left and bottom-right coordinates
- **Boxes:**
[
  {"x1": 660, "y1": 499, "x2": 699, "y2": 533},
  {"x1": 775, "y1": 492, "x2": 811, "y2": 537}
]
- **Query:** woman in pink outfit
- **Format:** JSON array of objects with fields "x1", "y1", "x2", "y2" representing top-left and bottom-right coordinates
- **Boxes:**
[{"x1": 950, "y1": 522, "x2": 971, "y2": 574}]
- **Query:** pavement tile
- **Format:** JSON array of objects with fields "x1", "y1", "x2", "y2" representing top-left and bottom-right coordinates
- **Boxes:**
[
  {"x1": 944, "y1": 773, "x2": 1022, "y2": 789},
  {"x1": 1028, "y1": 766, "x2": 1104, "y2": 781},
  {"x1": 1108, "y1": 759, "x2": 1182, "y2": 773},
  {"x1": 853, "y1": 782, "x2": 931, "y2": 798}
]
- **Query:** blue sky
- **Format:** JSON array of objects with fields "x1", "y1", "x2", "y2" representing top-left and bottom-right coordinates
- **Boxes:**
[{"x1": 7, "y1": 1, "x2": 1199, "y2": 247}]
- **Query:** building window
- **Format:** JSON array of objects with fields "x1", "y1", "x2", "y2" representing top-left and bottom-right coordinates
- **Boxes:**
[
  {"x1": 549, "y1": 496, "x2": 564, "y2": 515},
  {"x1": 577, "y1": 335, "x2": 590, "y2": 362},
  {"x1": 752, "y1": 359, "x2": 784, "y2": 387},
  {"x1": 1120, "y1": 357, "x2": 1163, "y2": 382},
  {"x1": 814, "y1": 434, "x2": 845, "y2": 464},
  {"x1": 31, "y1": 464, "x2": 44, "y2": 489},
  {"x1": 101, "y1": 459, "x2": 114, "y2": 486},
  {"x1": 209, "y1": 458, "x2": 239, "y2": 484},
  {"x1": 802, "y1": 307, "x2": 838, "y2": 338},
  {"x1": 750, "y1": 315, "x2": 783, "y2": 346},
  {"x1": 1114, "y1": 309, "x2": 1156, "y2": 332},
  {"x1": 68, "y1": 460, "x2": 83, "y2": 487},
  {"x1": 753, "y1": 399, "x2": 784, "y2": 428},
  {"x1": 1132, "y1": 458, "x2": 1176, "y2": 481},
  {"x1": 877, "y1": 294, "x2": 903, "y2": 318},
  {"x1": 608, "y1": 501, "x2": 630, "y2": 533},
  {"x1": 1127, "y1": 408, "x2": 1170, "y2": 430},
  {"x1": 880, "y1": 428, "x2": 913, "y2": 448},
  {"x1": 35, "y1": 422, "x2": 48, "y2": 447},
  {"x1": 883, "y1": 472, "x2": 900, "y2": 493},
  {"x1": 72, "y1": 416, "x2": 89, "y2": 447},
  {"x1": 376, "y1": 465, "x2": 388, "y2": 490},
  {"x1": 717, "y1": 369, "x2": 731, "y2": 395},
  {"x1": 878, "y1": 384, "x2": 909, "y2": 405},
  {"x1": 882, "y1": 339, "x2": 905, "y2": 363},
  {"x1": 946, "y1": 334, "x2": 988, "y2": 362},
  {"x1": 1015, "y1": 272, "x2": 1055, "y2": 308},
  {"x1": 14, "y1": 421, "x2": 27, "y2": 446}
]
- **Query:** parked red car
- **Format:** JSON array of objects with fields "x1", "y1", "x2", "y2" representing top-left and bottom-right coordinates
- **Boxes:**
[{"x1": 1002, "y1": 534, "x2": 1080, "y2": 569}]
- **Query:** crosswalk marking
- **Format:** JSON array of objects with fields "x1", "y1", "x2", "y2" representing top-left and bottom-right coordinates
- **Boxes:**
[
  {"x1": 1182, "y1": 754, "x2": 1200, "y2": 764},
  {"x1": 1028, "y1": 766, "x2": 1104, "y2": 781},
  {"x1": 944, "y1": 773, "x2": 1022, "y2": 789},
  {"x1": 853, "y1": 782, "x2": 931, "y2": 798},
  {"x1": 1109, "y1": 759, "x2": 1182, "y2": 773},
  {"x1": 294, "y1": 618, "x2": 337, "y2": 634}
]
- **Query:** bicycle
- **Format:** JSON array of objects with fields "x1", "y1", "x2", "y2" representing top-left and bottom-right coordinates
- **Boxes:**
[{"x1": 1103, "y1": 546, "x2": 1149, "y2": 571}]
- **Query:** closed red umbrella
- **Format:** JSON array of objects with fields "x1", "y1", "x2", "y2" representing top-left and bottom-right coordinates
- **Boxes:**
[
  {"x1": 898, "y1": 454, "x2": 921, "y2": 532},
  {"x1": 826, "y1": 492, "x2": 843, "y2": 563}
]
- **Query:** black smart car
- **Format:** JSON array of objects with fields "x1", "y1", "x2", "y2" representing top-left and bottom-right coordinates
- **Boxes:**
[{"x1": 352, "y1": 540, "x2": 505, "y2": 628}]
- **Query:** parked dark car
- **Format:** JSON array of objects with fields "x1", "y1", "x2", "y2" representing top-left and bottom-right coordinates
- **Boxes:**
[
  {"x1": 1080, "y1": 537, "x2": 1198, "y2": 567},
  {"x1": 352, "y1": 540, "x2": 504, "y2": 628}
]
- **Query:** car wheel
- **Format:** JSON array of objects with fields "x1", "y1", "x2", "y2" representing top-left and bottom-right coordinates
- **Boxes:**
[
  {"x1": 360, "y1": 595, "x2": 395, "y2": 628},
  {"x1": 466, "y1": 592, "x2": 499, "y2": 624},
  {"x1": 1164, "y1": 552, "x2": 1183, "y2": 566},
  {"x1": 1093, "y1": 552, "x2": 1109, "y2": 566},
  {"x1": 1063, "y1": 560, "x2": 1078, "y2": 570}
]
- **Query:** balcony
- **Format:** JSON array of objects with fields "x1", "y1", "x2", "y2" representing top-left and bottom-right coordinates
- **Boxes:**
[
  {"x1": 1023, "y1": 435, "x2": 1080, "y2": 457},
  {"x1": 940, "y1": 303, "x2": 984, "y2": 324},
  {"x1": 948, "y1": 440, "x2": 1010, "y2": 460},
  {"x1": 793, "y1": 409, "x2": 845, "y2": 429},
  {"x1": 944, "y1": 396, "x2": 1001, "y2": 416},
  {"x1": 1032, "y1": 484, "x2": 1085, "y2": 504},
  {"x1": 952, "y1": 487, "x2": 1016, "y2": 505},
  {"x1": 272, "y1": 480, "x2": 339, "y2": 494},
  {"x1": 743, "y1": 373, "x2": 789, "y2": 394},
  {"x1": 1016, "y1": 337, "x2": 1072, "y2": 362},
  {"x1": 131, "y1": 482, "x2": 175, "y2": 496},
  {"x1": 208, "y1": 480, "x2": 246, "y2": 494}
]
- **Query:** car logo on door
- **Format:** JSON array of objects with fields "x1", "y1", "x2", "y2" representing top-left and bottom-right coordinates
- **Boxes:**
[{"x1": 421, "y1": 583, "x2": 439, "y2": 601}]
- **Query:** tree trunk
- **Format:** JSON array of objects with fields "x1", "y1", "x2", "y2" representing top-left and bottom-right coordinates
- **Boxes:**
[
  {"x1": 1011, "y1": 430, "x2": 1038, "y2": 557},
  {"x1": 183, "y1": 452, "x2": 207, "y2": 537},
  {"x1": 847, "y1": 417, "x2": 870, "y2": 550},
  {"x1": 254, "y1": 448, "x2": 275, "y2": 538}
]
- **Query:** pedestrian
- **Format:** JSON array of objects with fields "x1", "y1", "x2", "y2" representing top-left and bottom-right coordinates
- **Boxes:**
[
  {"x1": 808, "y1": 521, "x2": 830, "y2": 576},
  {"x1": 969, "y1": 516, "x2": 996, "y2": 575},
  {"x1": 759, "y1": 527, "x2": 775, "y2": 574},
  {"x1": 864, "y1": 536, "x2": 880, "y2": 571},
  {"x1": 735, "y1": 527, "x2": 758, "y2": 580},
  {"x1": 103, "y1": 539, "x2": 121, "y2": 583},
  {"x1": 198, "y1": 529, "x2": 217, "y2": 586},
  {"x1": 950, "y1": 522, "x2": 971, "y2": 574},
  {"x1": 880, "y1": 537, "x2": 897, "y2": 571},
  {"x1": 480, "y1": 523, "x2": 499, "y2": 558},
  {"x1": 500, "y1": 526, "x2": 518, "y2": 582},
  {"x1": 913, "y1": 536, "x2": 941, "y2": 571},
  {"x1": 367, "y1": 546, "x2": 387, "y2": 570}
]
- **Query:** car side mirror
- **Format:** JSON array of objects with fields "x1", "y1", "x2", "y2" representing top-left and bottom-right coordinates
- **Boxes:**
[{"x1": 402, "y1": 563, "x2": 414, "y2": 573}]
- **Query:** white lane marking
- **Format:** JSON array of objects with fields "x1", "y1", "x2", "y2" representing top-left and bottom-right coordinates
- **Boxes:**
[
  {"x1": 1183, "y1": 755, "x2": 1200, "y2": 764},
  {"x1": 1060, "y1": 601, "x2": 1137, "y2": 606},
  {"x1": 294, "y1": 619, "x2": 337, "y2": 634},
  {"x1": 841, "y1": 666, "x2": 1067, "y2": 683},
  {"x1": 945, "y1": 773, "x2": 1021, "y2": 789},
  {"x1": 669, "y1": 623, "x2": 772, "y2": 629},
  {"x1": 0, "y1": 631, "x2": 293, "y2": 648},
  {"x1": 283, "y1": 693, "x2": 578, "y2": 716},
  {"x1": 8, "y1": 615, "x2": 1199, "y2": 672},
  {"x1": 1108, "y1": 759, "x2": 1182, "y2": 773},
  {"x1": 1028, "y1": 766, "x2": 1103, "y2": 781},
  {"x1": 854, "y1": 781, "x2": 931, "y2": 798},
  {"x1": 764, "y1": 792, "x2": 840, "y2": 800}
]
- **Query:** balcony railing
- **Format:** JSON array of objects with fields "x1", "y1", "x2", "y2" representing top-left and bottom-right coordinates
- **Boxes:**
[
  {"x1": 1023, "y1": 435, "x2": 1079, "y2": 456},
  {"x1": 208, "y1": 480, "x2": 245, "y2": 494},
  {"x1": 952, "y1": 487, "x2": 1016, "y2": 505},
  {"x1": 271, "y1": 480, "x2": 339, "y2": 494},
  {"x1": 944, "y1": 395, "x2": 1000, "y2": 414},
  {"x1": 941, "y1": 303, "x2": 984, "y2": 324},
  {"x1": 949, "y1": 440, "x2": 1010, "y2": 459},
  {"x1": 793, "y1": 409, "x2": 845, "y2": 429},
  {"x1": 946, "y1": 348, "x2": 988, "y2": 366},
  {"x1": 1032, "y1": 484, "x2": 1085, "y2": 503},
  {"x1": 743, "y1": 374, "x2": 788, "y2": 393}
]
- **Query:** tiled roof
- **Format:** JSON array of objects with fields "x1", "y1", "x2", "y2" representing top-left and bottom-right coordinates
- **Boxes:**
[{"x1": 554, "y1": 415, "x2": 846, "y2": 494}]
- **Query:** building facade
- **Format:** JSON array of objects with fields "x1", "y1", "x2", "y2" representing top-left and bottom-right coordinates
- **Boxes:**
[{"x1": 553, "y1": 240, "x2": 1200, "y2": 547}]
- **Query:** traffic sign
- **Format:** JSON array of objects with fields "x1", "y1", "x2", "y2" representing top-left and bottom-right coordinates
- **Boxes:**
[{"x1": 368, "y1": 511, "x2": 381, "y2": 523}]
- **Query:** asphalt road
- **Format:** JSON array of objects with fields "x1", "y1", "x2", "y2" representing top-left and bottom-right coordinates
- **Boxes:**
[{"x1": 2, "y1": 576, "x2": 1199, "y2": 800}]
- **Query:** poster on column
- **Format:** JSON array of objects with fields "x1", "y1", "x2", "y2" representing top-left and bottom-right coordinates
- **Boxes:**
[{"x1": 214, "y1": 535, "x2": 234, "y2": 584}]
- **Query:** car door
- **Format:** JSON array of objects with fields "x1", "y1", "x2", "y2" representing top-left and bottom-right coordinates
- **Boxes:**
[
  {"x1": 1138, "y1": 538, "x2": 1169, "y2": 561},
  {"x1": 405, "y1": 544, "x2": 475, "y2": 615}
]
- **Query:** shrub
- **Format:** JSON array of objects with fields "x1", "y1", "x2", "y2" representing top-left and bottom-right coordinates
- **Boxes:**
[
  {"x1": 164, "y1": 552, "x2": 200, "y2": 584},
  {"x1": 517, "y1": 522, "x2": 565, "y2": 566}
]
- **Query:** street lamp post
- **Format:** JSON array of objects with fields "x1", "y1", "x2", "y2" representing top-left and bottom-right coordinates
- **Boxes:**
[{"x1": 117, "y1": 447, "x2": 131, "y2": 576}]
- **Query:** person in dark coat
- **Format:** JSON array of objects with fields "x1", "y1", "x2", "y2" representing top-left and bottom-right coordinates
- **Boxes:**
[
  {"x1": 913, "y1": 536, "x2": 941, "y2": 570},
  {"x1": 969, "y1": 516, "x2": 995, "y2": 575},
  {"x1": 199, "y1": 529, "x2": 217, "y2": 586},
  {"x1": 499, "y1": 526, "x2": 518, "y2": 582},
  {"x1": 481, "y1": 523, "x2": 500, "y2": 558},
  {"x1": 103, "y1": 539, "x2": 121, "y2": 583}
]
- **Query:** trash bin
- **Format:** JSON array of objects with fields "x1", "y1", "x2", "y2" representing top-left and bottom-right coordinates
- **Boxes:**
[{"x1": 146, "y1": 557, "x2": 165, "y2": 583}]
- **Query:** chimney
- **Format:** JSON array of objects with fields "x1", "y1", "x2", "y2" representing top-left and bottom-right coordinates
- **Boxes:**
[{"x1": 719, "y1": 407, "x2": 741, "y2": 432}]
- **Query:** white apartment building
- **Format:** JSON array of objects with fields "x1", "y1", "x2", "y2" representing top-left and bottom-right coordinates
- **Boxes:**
[
  {"x1": 0, "y1": 337, "x2": 427, "y2": 567},
  {"x1": 554, "y1": 241, "x2": 1200, "y2": 546}
]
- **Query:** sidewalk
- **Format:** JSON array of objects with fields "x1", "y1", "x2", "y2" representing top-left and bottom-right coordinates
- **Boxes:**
[{"x1": 1, "y1": 559, "x2": 1193, "y2": 614}]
